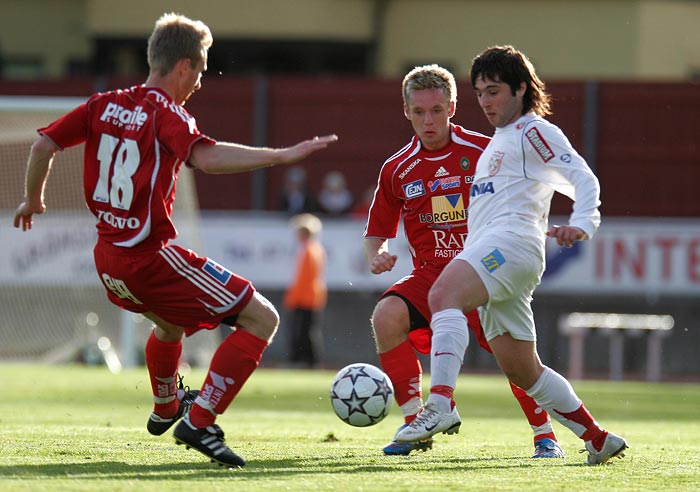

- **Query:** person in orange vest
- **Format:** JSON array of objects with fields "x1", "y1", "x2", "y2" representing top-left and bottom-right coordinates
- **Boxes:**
[{"x1": 284, "y1": 213, "x2": 327, "y2": 368}]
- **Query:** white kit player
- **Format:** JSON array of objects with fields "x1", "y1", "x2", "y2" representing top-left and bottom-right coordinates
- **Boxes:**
[
  {"x1": 396, "y1": 46, "x2": 628, "y2": 466},
  {"x1": 364, "y1": 64, "x2": 563, "y2": 458}
]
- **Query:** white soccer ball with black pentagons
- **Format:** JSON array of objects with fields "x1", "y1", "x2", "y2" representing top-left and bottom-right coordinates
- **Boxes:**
[{"x1": 329, "y1": 363, "x2": 393, "y2": 427}]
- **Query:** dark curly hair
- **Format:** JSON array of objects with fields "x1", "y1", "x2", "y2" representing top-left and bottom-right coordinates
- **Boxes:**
[{"x1": 470, "y1": 45, "x2": 552, "y2": 117}]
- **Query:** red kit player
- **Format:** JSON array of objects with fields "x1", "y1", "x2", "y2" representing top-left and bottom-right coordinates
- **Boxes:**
[{"x1": 14, "y1": 13, "x2": 336, "y2": 468}]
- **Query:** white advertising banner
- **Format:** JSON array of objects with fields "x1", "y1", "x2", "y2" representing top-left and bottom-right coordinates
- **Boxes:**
[
  {"x1": 198, "y1": 213, "x2": 412, "y2": 291},
  {"x1": 538, "y1": 217, "x2": 700, "y2": 296},
  {"x1": 2, "y1": 212, "x2": 699, "y2": 295},
  {"x1": 0, "y1": 212, "x2": 100, "y2": 285}
]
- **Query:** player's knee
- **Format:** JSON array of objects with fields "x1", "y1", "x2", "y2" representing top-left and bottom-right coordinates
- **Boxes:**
[
  {"x1": 146, "y1": 313, "x2": 184, "y2": 342},
  {"x1": 258, "y1": 300, "x2": 280, "y2": 340},
  {"x1": 238, "y1": 292, "x2": 279, "y2": 341},
  {"x1": 427, "y1": 281, "x2": 450, "y2": 313},
  {"x1": 371, "y1": 300, "x2": 408, "y2": 337},
  {"x1": 154, "y1": 324, "x2": 184, "y2": 342},
  {"x1": 370, "y1": 298, "x2": 409, "y2": 351}
]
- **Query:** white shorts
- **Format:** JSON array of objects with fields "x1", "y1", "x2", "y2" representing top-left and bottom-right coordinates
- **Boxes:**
[{"x1": 455, "y1": 231, "x2": 545, "y2": 342}]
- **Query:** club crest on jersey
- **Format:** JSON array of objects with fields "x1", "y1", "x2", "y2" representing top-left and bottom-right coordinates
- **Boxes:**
[
  {"x1": 419, "y1": 194, "x2": 466, "y2": 223},
  {"x1": 481, "y1": 248, "x2": 506, "y2": 273},
  {"x1": 525, "y1": 127, "x2": 555, "y2": 162},
  {"x1": 428, "y1": 176, "x2": 461, "y2": 192},
  {"x1": 460, "y1": 157, "x2": 470, "y2": 171},
  {"x1": 488, "y1": 151, "x2": 505, "y2": 176},
  {"x1": 402, "y1": 179, "x2": 425, "y2": 199}
]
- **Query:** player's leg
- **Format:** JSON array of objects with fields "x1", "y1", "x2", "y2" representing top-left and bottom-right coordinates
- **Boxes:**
[
  {"x1": 489, "y1": 332, "x2": 628, "y2": 465},
  {"x1": 397, "y1": 259, "x2": 487, "y2": 442},
  {"x1": 468, "y1": 309, "x2": 562, "y2": 458},
  {"x1": 373, "y1": 295, "x2": 423, "y2": 420},
  {"x1": 372, "y1": 295, "x2": 432, "y2": 455},
  {"x1": 508, "y1": 381, "x2": 563, "y2": 458},
  {"x1": 189, "y1": 291, "x2": 278, "y2": 426},
  {"x1": 142, "y1": 313, "x2": 199, "y2": 436},
  {"x1": 174, "y1": 291, "x2": 279, "y2": 467},
  {"x1": 93, "y1": 245, "x2": 198, "y2": 437}
]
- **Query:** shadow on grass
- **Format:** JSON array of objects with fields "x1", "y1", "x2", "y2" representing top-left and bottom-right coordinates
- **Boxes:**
[{"x1": 0, "y1": 454, "x2": 586, "y2": 481}]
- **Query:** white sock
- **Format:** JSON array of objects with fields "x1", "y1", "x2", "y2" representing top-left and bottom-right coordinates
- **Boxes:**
[
  {"x1": 427, "y1": 308, "x2": 469, "y2": 413},
  {"x1": 526, "y1": 366, "x2": 586, "y2": 437}
]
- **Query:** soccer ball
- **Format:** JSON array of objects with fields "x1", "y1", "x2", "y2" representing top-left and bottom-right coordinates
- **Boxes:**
[{"x1": 329, "y1": 363, "x2": 393, "y2": 427}]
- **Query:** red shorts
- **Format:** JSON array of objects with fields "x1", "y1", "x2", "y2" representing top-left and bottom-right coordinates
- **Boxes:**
[
  {"x1": 93, "y1": 240, "x2": 255, "y2": 336},
  {"x1": 381, "y1": 264, "x2": 490, "y2": 355}
]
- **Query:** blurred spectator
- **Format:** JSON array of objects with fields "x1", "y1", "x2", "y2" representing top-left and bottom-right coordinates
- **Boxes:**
[
  {"x1": 351, "y1": 184, "x2": 376, "y2": 220},
  {"x1": 280, "y1": 166, "x2": 317, "y2": 215},
  {"x1": 318, "y1": 170, "x2": 354, "y2": 216},
  {"x1": 284, "y1": 213, "x2": 327, "y2": 368}
]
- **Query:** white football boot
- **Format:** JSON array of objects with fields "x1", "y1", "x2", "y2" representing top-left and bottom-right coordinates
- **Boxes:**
[
  {"x1": 584, "y1": 432, "x2": 628, "y2": 465},
  {"x1": 395, "y1": 401, "x2": 461, "y2": 442}
]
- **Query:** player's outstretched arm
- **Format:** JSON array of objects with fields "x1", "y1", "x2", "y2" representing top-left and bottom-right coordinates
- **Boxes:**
[
  {"x1": 191, "y1": 134, "x2": 338, "y2": 174},
  {"x1": 13, "y1": 135, "x2": 59, "y2": 231}
]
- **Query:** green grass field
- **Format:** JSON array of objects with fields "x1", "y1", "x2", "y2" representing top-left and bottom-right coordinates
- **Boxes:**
[{"x1": 1, "y1": 364, "x2": 699, "y2": 492}]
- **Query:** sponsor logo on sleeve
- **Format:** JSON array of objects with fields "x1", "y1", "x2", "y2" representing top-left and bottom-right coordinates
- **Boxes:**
[
  {"x1": 525, "y1": 127, "x2": 555, "y2": 162},
  {"x1": 402, "y1": 179, "x2": 425, "y2": 199}
]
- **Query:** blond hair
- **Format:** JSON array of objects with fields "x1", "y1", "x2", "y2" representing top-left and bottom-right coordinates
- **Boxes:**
[
  {"x1": 147, "y1": 12, "x2": 213, "y2": 76},
  {"x1": 402, "y1": 64, "x2": 457, "y2": 106}
]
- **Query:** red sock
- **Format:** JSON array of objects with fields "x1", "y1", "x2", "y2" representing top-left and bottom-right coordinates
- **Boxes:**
[
  {"x1": 379, "y1": 340, "x2": 422, "y2": 424},
  {"x1": 555, "y1": 404, "x2": 608, "y2": 449},
  {"x1": 189, "y1": 329, "x2": 268, "y2": 428},
  {"x1": 509, "y1": 381, "x2": 556, "y2": 442},
  {"x1": 144, "y1": 331, "x2": 182, "y2": 418},
  {"x1": 430, "y1": 385, "x2": 454, "y2": 401}
]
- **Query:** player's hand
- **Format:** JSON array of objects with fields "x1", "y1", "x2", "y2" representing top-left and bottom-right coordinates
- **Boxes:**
[
  {"x1": 13, "y1": 200, "x2": 46, "y2": 231},
  {"x1": 369, "y1": 252, "x2": 398, "y2": 274},
  {"x1": 282, "y1": 134, "x2": 338, "y2": 164},
  {"x1": 547, "y1": 225, "x2": 588, "y2": 248}
]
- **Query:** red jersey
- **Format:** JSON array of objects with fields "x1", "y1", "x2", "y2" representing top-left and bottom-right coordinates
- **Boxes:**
[
  {"x1": 365, "y1": 123, "x2": 491, "y2": 270},
  {"x1": 39, "y1": 85, "x2": 215, "y2": 250}
]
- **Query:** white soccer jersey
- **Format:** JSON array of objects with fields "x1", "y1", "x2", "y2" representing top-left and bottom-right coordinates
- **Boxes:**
[{"x1": 468, "y1": 112, "x2": 601, "y2": 246}]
